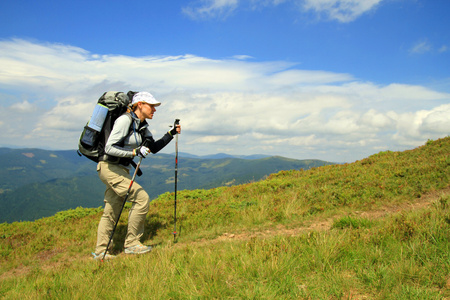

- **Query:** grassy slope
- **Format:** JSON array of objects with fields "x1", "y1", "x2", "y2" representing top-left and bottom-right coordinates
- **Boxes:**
[{"x1": 0, "y1": 137, "x2": 449, "y2": 299}]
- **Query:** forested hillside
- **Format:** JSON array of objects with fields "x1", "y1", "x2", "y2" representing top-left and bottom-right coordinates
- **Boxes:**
[{"x1": 0, "y1": 148, "x2": 333, "y2": 222}]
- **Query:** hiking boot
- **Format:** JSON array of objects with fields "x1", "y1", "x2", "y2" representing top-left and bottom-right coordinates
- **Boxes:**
[
  {"x1": 124, "y1": 244, "x2": 152, "y2": 255},
  {"x1": 92, "y1": 252, "x2": 116, "y2": 260}
]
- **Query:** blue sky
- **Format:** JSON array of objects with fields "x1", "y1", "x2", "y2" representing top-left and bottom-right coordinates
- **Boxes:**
[{"x1": 0, "y1": 0, "x2": 449, "y2": 162}]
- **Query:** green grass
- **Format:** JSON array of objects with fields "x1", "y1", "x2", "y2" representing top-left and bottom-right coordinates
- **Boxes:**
[{"x1": 1, "y1": 137, "x2": 449, "y2": 299}]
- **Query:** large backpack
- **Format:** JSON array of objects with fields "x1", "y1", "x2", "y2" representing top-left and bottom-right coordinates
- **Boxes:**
[{"x1": 77, "y1": 91, "x2": 131, "y2": 163}]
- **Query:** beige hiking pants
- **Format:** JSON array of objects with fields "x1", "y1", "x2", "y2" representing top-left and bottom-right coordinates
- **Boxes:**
[{"x1": 95, "y1": 161, "x2": 150, "y2": 255}]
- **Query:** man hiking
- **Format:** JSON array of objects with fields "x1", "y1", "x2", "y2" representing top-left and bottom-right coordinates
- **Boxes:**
[{"x1": 92, "y1": 91, "x2": 181, "y2": 260}]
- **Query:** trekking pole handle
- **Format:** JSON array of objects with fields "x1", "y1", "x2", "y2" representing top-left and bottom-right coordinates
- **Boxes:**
[{"x1": 169, "y1": 119, "x2": 180, "y2": 136}]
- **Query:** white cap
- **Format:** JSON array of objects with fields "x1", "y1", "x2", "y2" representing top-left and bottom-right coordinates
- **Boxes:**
[{"x1": 132, "y1": 92, "x2": 161, "y2": 107}]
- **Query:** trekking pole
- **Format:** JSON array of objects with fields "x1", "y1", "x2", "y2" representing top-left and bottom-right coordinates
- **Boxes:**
[
  {"x1": 173, "y1": 119, "x2": 180, "y2": 241},
  {"x1": 102, "y1": 156, "x2": 143, "y2": 262}
]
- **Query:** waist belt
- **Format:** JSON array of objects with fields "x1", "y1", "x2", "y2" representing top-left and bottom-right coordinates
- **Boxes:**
[{"x1": 99, "y1": 155, "x2": 143, "y2": 177}]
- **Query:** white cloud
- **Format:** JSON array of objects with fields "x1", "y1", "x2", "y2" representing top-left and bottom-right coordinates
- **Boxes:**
[
  {"x1": 438, "y1": 45, "x2": 448, "y2": 53},
  {"x1": 10, "y1": 100, "x2": 38, "y2": 113},
  {"x1": 300, "y1": 0, "x2": 383, "y2": 22},
  {"x1": 231, "y1": 55, "x2": 254, "y2": 60},
  {"x1": 410, "y1": 40, "x2": 432, "y2": 54},
  {"x1": 419, "y1": 104, "x2": 450, "y2": 135},
  {"x1": 182, "y1": 0, "x2": 239, "y2": 20},
  {"x1": 360, "y1": 109, "x2": 395, "y2": 129},
  {"x1": 0, "y1": 39, "x2": 449, "y2": 162},
  {"x1": 409, "y1": 40, "x2": 450, "y2": 55},
  {"x1": 183, "y1": 0, "x2": 383, "y2": 22}
]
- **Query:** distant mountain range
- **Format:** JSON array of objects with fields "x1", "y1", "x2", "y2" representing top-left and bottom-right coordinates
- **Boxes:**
[
  {"x1": 177, "y1": 152, "x2": 271, "y2": 160},
  {"x1": 0, "y1": 148, "x2": 335, "y2": 223}
]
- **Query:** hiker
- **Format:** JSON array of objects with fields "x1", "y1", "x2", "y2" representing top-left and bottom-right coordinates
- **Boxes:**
[{"x1": 92, "y1": 91, "x2": 181, "y2": 260}]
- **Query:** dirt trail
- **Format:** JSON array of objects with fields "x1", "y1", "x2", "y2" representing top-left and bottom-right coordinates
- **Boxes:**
[
  {"x1": 2, "y1": 187, "x2": 449, "y2": 281},
  {"x1": 191, "y1": 186, "x2": 450, "y2": 245}
]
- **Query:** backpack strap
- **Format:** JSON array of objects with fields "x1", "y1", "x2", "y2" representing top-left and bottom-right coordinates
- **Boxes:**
[{"x1": 126, "y1": 112, "x2": 143, "y2": 176}]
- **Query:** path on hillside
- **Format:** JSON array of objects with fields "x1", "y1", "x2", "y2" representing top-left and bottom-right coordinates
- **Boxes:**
[
  {"x1": 186, "y1": 186, "x2": 450, "y2": 246},
  {"x1": 2, "y1": 187, "x2": 449, "y2": 282}
]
